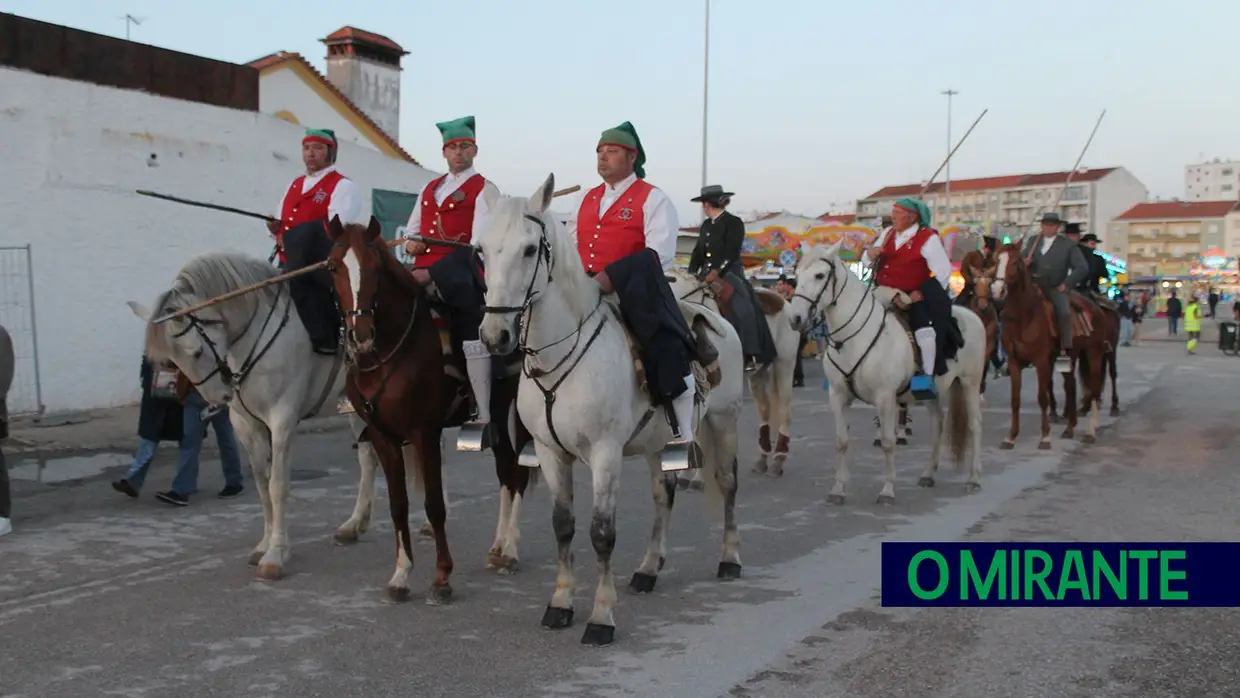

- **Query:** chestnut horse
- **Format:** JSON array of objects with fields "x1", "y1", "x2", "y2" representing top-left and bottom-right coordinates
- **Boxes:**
[
  {"x1": 324, "y1": 216, "x2": 535, "y2": 603},
  {"x1": 1047, "y1": 303, "x2": 1120, "y2": 419},
  {"x1": 989, "y1": 242, "x2": 1109, "y2": 449}
]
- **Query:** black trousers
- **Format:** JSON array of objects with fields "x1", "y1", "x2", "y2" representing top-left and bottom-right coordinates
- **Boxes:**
[
  {"x1": 282, "y1": 221, "x2": 339, "y2": 348},
  {"x1": 424, "y1": 247, "x2": 486, "y2": 343}
]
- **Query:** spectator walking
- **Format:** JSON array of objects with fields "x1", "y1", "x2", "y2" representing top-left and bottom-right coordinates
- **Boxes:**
[
  {"x1": 1166, "y1": 292, "x2": 1182, "y2": 336},
  {"x1": 1184, "y1": 296, "x2": 1204, "y2": 354}
]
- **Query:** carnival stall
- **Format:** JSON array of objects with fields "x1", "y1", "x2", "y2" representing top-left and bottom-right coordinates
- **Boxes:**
[{"x1": 737, "y1": 216, "x2": 989, "y2": 295}]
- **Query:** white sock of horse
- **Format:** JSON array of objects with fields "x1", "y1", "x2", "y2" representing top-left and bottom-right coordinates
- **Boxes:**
[
  {"x1": 915, "y1": 327, "x2": 936, "y2": 376},
  {"x1": 671, "y1": 373, "x2": 696, "y2": 443},
  {"x1": 463, "y1": 339, "x2": 491, "y2": 423}
]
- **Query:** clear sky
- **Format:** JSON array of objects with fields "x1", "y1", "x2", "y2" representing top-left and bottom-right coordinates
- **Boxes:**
[{"x1": 4, "y1": 0, "x2": 1237, "y2": 224}]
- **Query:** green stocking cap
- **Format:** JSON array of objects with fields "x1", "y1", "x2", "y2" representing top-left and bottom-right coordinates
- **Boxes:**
[
  {"x1": 436, "y1": 116, "x2": 476, "y2": 146},
  {"x1": 894, "y1": 197, "x2": 932, "y2": 227},
  {"x1": 303, "y1": 128, "x2": 337, "y2": 149},
  {"x1": 597, "y1": 121, "x2": 646, "y2": 179}
]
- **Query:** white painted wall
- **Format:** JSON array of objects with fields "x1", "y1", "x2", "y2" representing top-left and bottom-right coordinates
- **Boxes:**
[
  {"x1": 257, "y1": 67, "x2": 378, "y2": 155},
  {"x1": 1093, "y1": 168, "x2": 1150, "y2": 255},
  {"x1": 0, "y1": 66, "x2": 440, "y2": 413}
]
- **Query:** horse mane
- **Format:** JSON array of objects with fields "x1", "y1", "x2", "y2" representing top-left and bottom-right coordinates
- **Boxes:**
[
  {"x1": 366, "y1": 227, "x2": 426, "y2": 299},
  {"x1": 490, "y1": 194, "x2": 598, "y2": 319},
  {"x1": 145, "y1": 251, "x2": 281, "y2": 360}
]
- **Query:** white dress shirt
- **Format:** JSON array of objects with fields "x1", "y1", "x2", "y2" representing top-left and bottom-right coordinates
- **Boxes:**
[
  {"x1": 568, "y1": 172, "x2": 680, "y2": 270},
  {"x1": 1040, "y1": 234, "x2": 1056, "y2": 255},
  {"x1": 403, "y1": 166, "x2": 500, "y2": 247},
  {"x1": 865, "y1": 224, "x2": 953, "y2": 290},
  {"x1": 274, "y1": 165, "x2": 365, "y2": 226}
]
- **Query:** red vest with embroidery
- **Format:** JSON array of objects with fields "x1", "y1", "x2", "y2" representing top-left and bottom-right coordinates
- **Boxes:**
[
  {"x1": 876, "y1": 226, "x2": 937, "y2": 292},
  {"x1": 576, "y1": 180, "x2": 655, "y2": 274},
  {"x1": 415, "y1": 173, "x2": 486, "y2": 269},
  {"x1": 277, "y1": 170, "x2": 345, "y2": 264}
]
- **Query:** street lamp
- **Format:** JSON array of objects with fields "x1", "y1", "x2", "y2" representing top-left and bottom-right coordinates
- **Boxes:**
[
  {"x1": 700, "y1": 0, "x2": 711, "y2": 202},
  {"x1": 941, "y1": 89, "x2": 957, "y2": 223}
]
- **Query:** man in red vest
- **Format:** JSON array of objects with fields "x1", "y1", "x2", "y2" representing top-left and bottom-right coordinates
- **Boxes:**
[
  {"x1": 266, "y1": 128, "x2": 363, "y2": 355},
  {"x1": 864, "y1": 197, "x2": 959, "y2": 399},
  {"x1": 573, "y1": 121, "x2": 702, "y2": 468},
  {"x1": 402, "y1": 116, "x2": 500, "y2": 447}
]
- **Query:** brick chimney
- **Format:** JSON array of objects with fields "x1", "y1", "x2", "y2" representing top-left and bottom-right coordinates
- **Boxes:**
[{"x1": 320, "y1": 27, "x2": 408, "y2": 143}]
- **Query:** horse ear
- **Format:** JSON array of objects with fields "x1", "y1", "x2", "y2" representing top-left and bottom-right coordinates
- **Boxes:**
[
  {"x1": 824, "y1": 240, "x2": 844, "y2": 258},
  {"x1": 326, "y1": 215, "x2": 345, "y2": 241},
  {"x1": 528, "y1": 173, "x2": 555, "y2": 215},
  {"x1": 126, "y1": 300, "x2": 151, "y2": 321},
  {"x1": 365, "y1": 215, "x2": 382, "y2": 241}
]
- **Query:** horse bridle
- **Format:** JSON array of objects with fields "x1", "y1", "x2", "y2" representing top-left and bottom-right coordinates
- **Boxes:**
[
  {"x1": 480, "y1": 213, "x2": 608, "y2": 455},
  {"x1": 169, "y1": 285, "x2": 290, "y2": 393}
]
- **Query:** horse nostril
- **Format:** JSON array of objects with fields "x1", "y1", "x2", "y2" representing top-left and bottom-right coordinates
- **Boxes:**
[{"x1": 497, "y1": 329, "x2": 511, "y2": 347}]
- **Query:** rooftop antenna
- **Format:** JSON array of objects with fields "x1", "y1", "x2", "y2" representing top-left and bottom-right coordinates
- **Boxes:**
[{"x1": 121, "y1": 14, "x2": 144, "y2": 41}]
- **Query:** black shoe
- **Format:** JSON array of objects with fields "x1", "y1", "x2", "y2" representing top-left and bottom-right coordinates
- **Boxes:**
[
  {"x1": 112, "y1": 479, "x2": 138, "y2": 499},
  {"x1": 218, "y1": 484, "x2": 244, "y2": 499},
  {"x1": 155, "y1": 490, "x2": 189, "y2": 506}
]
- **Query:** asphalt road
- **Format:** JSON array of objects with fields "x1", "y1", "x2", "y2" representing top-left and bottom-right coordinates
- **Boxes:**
[{"x1": 1, "y1": 343, "x2": 1231, "y2": 698}]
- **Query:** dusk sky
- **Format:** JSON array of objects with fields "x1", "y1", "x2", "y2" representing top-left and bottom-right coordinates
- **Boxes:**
[{"x1": 5, "y1": 0, "x2": 1236, "y2": 224}]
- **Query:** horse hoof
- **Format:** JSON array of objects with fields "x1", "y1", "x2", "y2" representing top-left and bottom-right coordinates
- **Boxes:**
[
  {"x1": 247, "y1": 550, "x2": 264, "y2": 567},
  {"x1": 1082, "y1": 434, "x2": 1097, "y2": 445},
  {"x1": 768, "y1": 466, "x2": 784, "y2": 478},
  {"x1": 425, "y1": 584, "x2": 453, "y2": 606},
  {"x1": 1110, "y1": 407, "x2": 1121, "y2": 417},
  {"x1": 657, "y1": 556, "x2": 666, "y2": 571},
  {"x1": 716, "y1": 561, "x2": 742, "y2": 580},
  {"x1": 826, "y1": 494, "x2": 846, "y2": 506},
  {"x1": 383, "y1": 586, "x2": 411, "y2": 604},
  {"x1": 676, "y1": 476, "x2": 691, "y2": 490},
  {"x1": 541, "y1": 605, "x2": 574, "y2": 630},
  {"x1": 255, "y1": 563, "x2": 283, "y2": 582},
  {"x1": 876, "y1": 494, "x2": 895, "y2": 506},
  {"x1": 752, "y1": 461, "x2": 768, "y2": 475},
  {"x1": 333, "y1": 529, "x2": 359, "y2": 546},
  {"x1": 999, "y1": 441, "x2": 1015, "y2": 450},
  {"x1": 497, "y1": 556, "x2": 521, "y2": 575},
  {"x1": 1038, "y1": 441, "x2": 1052, "y2": 451},
  {"x1": 419, "y1": 522, "x2": 434, "y2": 538},
  {"x1": 485, "y1": 548, "x2": 504, "y2": 569},
  {"x1": 896, "y1": 438, "x2": 909, "y2": 446},
  {"x1": 1060, "y1": 429, "x2": 1073, "y2": 439},
  {"x1": 918, "y1": 476, "x2": 935, "y2": 488},
  {"x1": 965, "y1": 482, "x2": 982, "y2": 494},
  {"x1": 687, "y1": 479, "x2": 706, "y2": 492},
  {"x1": 872, "y1": 438, "x2": 882, "y2": 447},
  {"x1": 581, "y1": 623, "x2": 616, "y2": 647},
  {"x1": 629, "y1": 572, "x2": 658, "y2": 594},
  {"x1": 1049, "y1": 414, "x2": 1060, "y2": 424}
]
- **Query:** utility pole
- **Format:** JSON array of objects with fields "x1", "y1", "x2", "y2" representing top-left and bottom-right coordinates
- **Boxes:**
[
  {"x1": 941, "y1": 89, "x2": 958, "y2": 223},
  {"x1": 700, "y1": 0, "x2": 711, "y2": 199}
]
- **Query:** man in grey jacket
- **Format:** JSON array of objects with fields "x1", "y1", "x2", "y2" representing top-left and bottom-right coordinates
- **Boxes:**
[{"x1": 1022, "y1": 213, "x2": 1088, "y2": 363}]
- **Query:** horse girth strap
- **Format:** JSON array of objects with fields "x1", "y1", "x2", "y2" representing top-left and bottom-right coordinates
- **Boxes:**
[{"x1": 527, "y1": 308, "x2": 610, "y2": 456}]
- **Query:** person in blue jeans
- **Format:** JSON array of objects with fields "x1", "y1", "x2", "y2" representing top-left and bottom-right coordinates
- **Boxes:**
[{"x1": 112, "y1": 358, "x2": 244, "y2": 506}]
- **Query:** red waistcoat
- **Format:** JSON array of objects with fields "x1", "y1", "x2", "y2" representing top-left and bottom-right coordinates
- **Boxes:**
[
  {"x1": 277, "y1": 170, "x2": 345, "y2": 264},
  {"x1": 876, "y1": 226, "x2": 937, "y2": 292},
  {"x1": 576, "y1": 180, "x2": 655, "y2": 274},
  {"x1": 416, "y1": 173, "x2": 486, "y2": 269}
]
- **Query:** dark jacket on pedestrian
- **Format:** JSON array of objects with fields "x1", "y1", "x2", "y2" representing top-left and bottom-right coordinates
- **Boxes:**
[
  {"x1": 137, "y1": 357, "x2": 185, "y2": 443},
  {"x1": 1166, "y1": 297, "x2": 1183, "y2": 319}
]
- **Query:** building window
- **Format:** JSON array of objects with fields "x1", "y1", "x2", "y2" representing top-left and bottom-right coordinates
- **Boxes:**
[
  {"x1": 1223, "y1": 184, "x2": 1234, "y2": 192},
  {"x1": 1224, "y1": 168, "x2": 1235, "y2": 176}
]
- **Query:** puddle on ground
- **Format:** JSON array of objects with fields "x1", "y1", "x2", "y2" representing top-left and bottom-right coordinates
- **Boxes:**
[{"x1": 7, "y1": 452, "x2": 131, "y2": 484}]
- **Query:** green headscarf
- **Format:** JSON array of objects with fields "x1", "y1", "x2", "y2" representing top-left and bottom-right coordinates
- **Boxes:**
[
  {"x1": 894, "y1": 197, "x2": 932, "y2": 227},
  {"x1": 302, "y1": 128, "x2": 337, "y2": 149},
  {"x1": 597, "y1": 121, "x2": 646, "y2": 179},
  {"x1": 436, "y1": 116, "x2": 476, "y2": 146}
]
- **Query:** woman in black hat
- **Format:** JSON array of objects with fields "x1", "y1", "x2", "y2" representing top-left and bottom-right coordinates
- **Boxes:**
[{"x1": 687, "y1": 185, "x2": 777, "y2": 371}]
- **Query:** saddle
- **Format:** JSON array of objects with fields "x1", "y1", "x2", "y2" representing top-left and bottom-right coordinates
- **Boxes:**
[
  {"x1": 874, "y1": 288, "x2": 964, "y2": 378},
  {"x1": 1041, "y1": 292, "x2": 1095, "y2": 343},
  {"x1": 706, "y1": 280, "x2": 785, "y2": 321}
]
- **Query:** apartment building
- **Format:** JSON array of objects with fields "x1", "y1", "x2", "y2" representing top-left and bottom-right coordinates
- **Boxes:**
[
  {"x1": 1185, "y1": 159, "x2": 1240, "y2": 201},
  {"x1": 1107, "y1": 200, "x2": 1240, "y2": 279},
  {"x1": 855, "y1": 167, "x2": 1148, "y2": 254}
]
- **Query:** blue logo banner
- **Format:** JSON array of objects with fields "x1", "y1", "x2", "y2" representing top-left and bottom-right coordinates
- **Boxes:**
[{"x1": 881, "y1": 542, "x2": 1240, "y2": 607}]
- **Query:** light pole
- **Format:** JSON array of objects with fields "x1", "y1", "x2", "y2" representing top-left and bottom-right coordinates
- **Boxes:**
[
  {"x1": 700, "y1": 0, "x2": 710, "y2": 197},
  {"x1": 941, "y1": 89, "x2": 957, "y2": 223}
]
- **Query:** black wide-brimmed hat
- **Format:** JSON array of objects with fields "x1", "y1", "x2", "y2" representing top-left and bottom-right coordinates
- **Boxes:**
[
  {"x1": 690, "y1": 184, "x2": 735, "y2": 203},
  {"x1": 1063, "y1": 222, "x2": 1082, "y2": 235},
  {"x1": 1080, "y1": 233, "x2": 1102, "y2": 244},
  {"x1": 1039, "y1": 212, "x2": 1063, "y2": 224}
]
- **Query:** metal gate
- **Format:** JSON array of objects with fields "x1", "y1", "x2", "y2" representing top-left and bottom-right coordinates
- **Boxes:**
[{"x1": 0, "y1": 244, "x2": 44, "y2": 416}]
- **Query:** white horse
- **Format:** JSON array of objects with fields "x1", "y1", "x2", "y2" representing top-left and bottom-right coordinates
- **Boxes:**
[
  {"x1": 787, "y1": 242, "x2": 986, "y2": 503},
  {"x1": 134, "y1": 253, "x2": 393, "y2": 581},
  {"x1": 476, "y1": 174, "x2": 745, "y2": 647},
  {"x1": 667, "y1": 268, "x2": 800, "y2": 480}
]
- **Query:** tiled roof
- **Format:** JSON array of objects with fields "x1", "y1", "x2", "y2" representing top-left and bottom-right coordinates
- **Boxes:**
[
  {"x1": 321, "y1": 27, "x2": 408, "y2": 55},
  {"x1": 817, "y1": 213, "x2": 857, "y2": 224},
  {"x1": 246, "y1": 51, "x2": 418, "y2": 165},
  {"x1": 1115, "y1": 200, "x2": 1239, "y2": 221},
  {"x1": 862, "y1": 168, "x2": 1118, "y2": 200}
]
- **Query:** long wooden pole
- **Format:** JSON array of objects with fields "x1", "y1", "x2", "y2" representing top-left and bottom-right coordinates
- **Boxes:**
[
  {"x1": 1025, "y1": 109, "x2": 1107, "y2": 235},
  {"x1": 918, "y1": 108, "x2": 988, "y2": 197},
  {"x1": 152, "y1": 184, "x2": 583, "y2": 324}
]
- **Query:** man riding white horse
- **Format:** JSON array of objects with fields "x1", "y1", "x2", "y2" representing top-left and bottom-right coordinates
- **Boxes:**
[
  {"x1": 267, "y1": 128, "x2": 364, "y2": 355},
  {"x1": 573, "y1": 121, "x2": 701, "y2": 457},
  {"x1": 687, "y1": 184, "x2": 778, "y2": 372},
  {"x1": 402, "y1": 115, "x2": 502, "y2": 448},
  {"x1": 863, "y1": 197, "x2": 962, "y2": 400}
]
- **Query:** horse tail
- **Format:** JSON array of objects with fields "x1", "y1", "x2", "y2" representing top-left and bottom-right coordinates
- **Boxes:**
[{"x1": 948, "y1": 378, "x2": 970, "y2": 471}]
